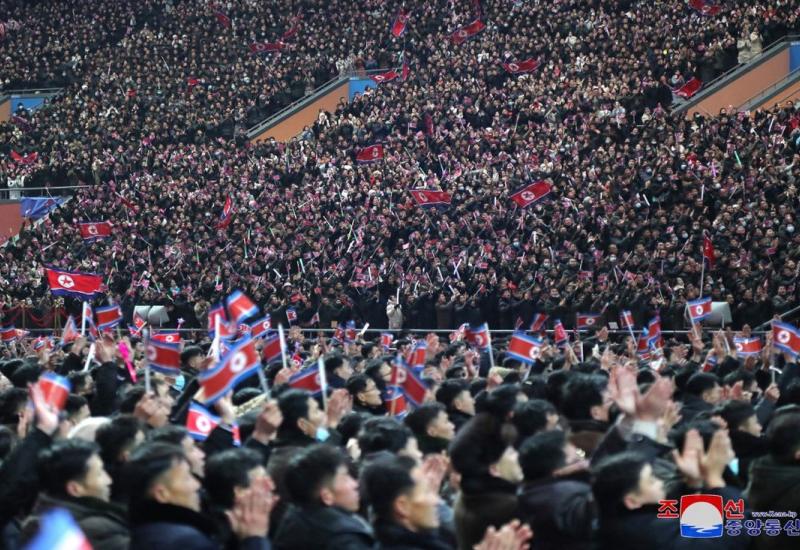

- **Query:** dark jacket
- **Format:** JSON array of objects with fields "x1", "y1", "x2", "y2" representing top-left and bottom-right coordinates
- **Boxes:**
[
  {"x1": 517, "y1": 474, "x2": 595, "y2": 550},
  {"x1": 454, "y1": 474, "x2": 518, "y2": 550},
  {"x1": 129, "y1": 501, "x2": 268, "y2": 550},
  {"x1": 678, "y1": 395, "x2": 714, "y2": 426},
  {"x1": 568, "y1": 419, "x2": 609, "y2": 458},
  {"x1": 373, "y1": 521, "x2": 451, "y2": 550},
  {"x1": 745, "y1": 455, "x2": 800, "y2": 550},
  {"x1": 448, "y1": 410, "x2": 473, "y2": 434},
  {"x1": 416, "y1": 434, "x2": 450, "y2": 456},
  {"x1": 273, "y1": 504, "x2": 376, "y2": 550},
  {"x1": 729, "y1": 431, "x2": 768, "y2": 484},
  {"x1": 23, "y1": 493, "x2": 129, "y2": 550}
]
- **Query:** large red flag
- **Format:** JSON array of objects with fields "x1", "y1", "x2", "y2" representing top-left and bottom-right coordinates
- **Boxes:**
[
  {"x1": 356, "y1": 144, "x2": 384, "y2": 163},
  {"x1": 450, "y1": 20, "x2": 485, "y2": 44},
  {"x1": 391, "y1": 11, "x2": 410, "y2": 37},
  {"x1": 501, "y1": 59, "x2": 540, "y2": 74},
  {"x1": 77, "y1": 221, "x2": 112, "y2": 241},
  {"x1": 510, "y1": 181, "x2": 551, "y2": 208},
  {"x1": 45, "y1": 268, "x2": 103, "y2": 299},
  {"x1": 703, "y1": 235, "x2": 715, "y2": 269}
]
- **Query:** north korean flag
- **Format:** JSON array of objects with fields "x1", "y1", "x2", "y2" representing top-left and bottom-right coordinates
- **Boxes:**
[
  {"x1": 208, "y1": 303, "x2": 228, "y2": 338},
  {"x1": 216, "y1": 196, "x2": 234, "y2": 230},
  {"x1": 61, "y1": 315, "x2": 80, "y2": 345},
  {"x1": 502, "y1": 59, "x2": 540, "y2": 74},
  {"x1": 331, "y1": 324, "x2": 345, "y2": 344},
  {"x1": 199, "y1": 338, "x2": 261, "y2": 404},
  {"x1": 261, "y1": 334, "x2": 283, "y2": 364},
  {"x1": 95, "y1": 304, "x2": 122, "y2": 330},
  {"x1": 249, "y1": 315, "x2": 272, "y2": 339},
  {"x1": 637, "y1": 328, "x2": 651, "y2": 359},
  {"x1": 146, "y1": 339, "x2": 181, "y2": 375},
  {"x1": 344, "y1": 320, "x2": 357, "y2": 343},
  {"x1": 510, "y1": 181, "x2": 551, "y2": 208},
  {"x1": 529, "y1": 313, "x2": 548, "y2": 333},
  {"x1": 77, "y1": 221, "x2": 112, "y2": 242},
  {"x1": 703, "y1": 235, "x2": 715, "y2": 269},
  {"x1": 773, "y1": 321, "x2": 800, "y2": 357},
  {"x1": 576, "y1": 313, "x2": 600, "y2": 331},
  {"x1": 356, "y1": 144, "x2": 384, "y2": 163},
  {"x1": 128, "y1": 312, "x2": 146, "y2": 338},
  {"x1": 687, "y1": 297, "x2": 712, "y2": 323},
  {"x1": 38, "y1": 372, "x2": 71, "y2": 411},
  {"x1": 286, "y1": 307, "x2": 298, "y2": 325},
  {"x1": 186, "y1": 402, "x2": 221, "y2": 441},
  {"x1": 553, "y1": 319, "x2": 569, "y2": 345},
  {"x1": 619, "y1": 310, "x2": 634, "y2": 330},
  {"x1": 381, "y1": 332, "x2": 394, "y2": 350},
  {"x1": 391, "y1": 10, "x2": 410, "y2": 37},
  {"x1": 734, "y1": 337, "x2": 762, "y2": 357},
  {"x1": 152, "y1": 331, "x2": 181, "y2": 345},
  {"x1": 0, "y1": 326, "x2": 17, "y2": 344},
  {"x1": 450, "y1": 20, "x2": 485, "y2": 44},
  {"x1": 214, "y1": 11, "x2": 231, "y2": 28},
  {"x1": 647, "y1": 316, "x2": 664, "y2": 349},
  {"x1": 10, "y1": 150, "x2": 38, "y2": 165},
  {"x1": 249, "y1": 41, "x2": 284, "y2": 54},
  {"x1": 289, "y1": 365, "x2": 322, "y2": 394},
  {"x1": 45, "y1": 267, "x2": 103, "y2": 300},
  {"x1": 370, "y1": 70, "x2": 399, "y2": 84},
  {"x1": 225, "y1": 290, "x2": 259, "y2": 323},
  {"x1": 384, "y1": 387, "x2": 408, "y2": 418},
  {"x1": 390, "y1": 356, "x2": 427, "y2": 405},
  {"x1": 507, "y1": 332, "x2": 544, "y2": 364},
  {"x1": 410, "y1": 189, "x2": 452, "y2": 208},
  {"x1": 466, "y1": 323, "x2": 491, "y2": 350},
  {"x1": 409, "y1": 341, "x2": 427, "y2": 369}
]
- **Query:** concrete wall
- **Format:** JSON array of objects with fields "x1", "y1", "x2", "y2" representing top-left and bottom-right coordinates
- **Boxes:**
[
  {"x1": 0, "y1": 97, "x2": 9, "y2": 123},
  {"x1": 687, "y1": 49, "x2": 789, "y2": 116},
  {"x1": 754, "y1": 78, "x2": 800, "y2": 110},
  {"x1": 251, "y1": 80, "x2": 349, "y2": 142},
  {"x1": 0, "y1": 201, "x2": 23, "y2": 246}
]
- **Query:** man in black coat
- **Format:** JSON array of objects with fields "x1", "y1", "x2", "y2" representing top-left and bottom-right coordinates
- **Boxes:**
[
  {"x1": 273, "y1": 445, "x2": 376, "y2": 550},
  {"x1": 435, "y1": 379, "x2": 475, "y2": 434}
]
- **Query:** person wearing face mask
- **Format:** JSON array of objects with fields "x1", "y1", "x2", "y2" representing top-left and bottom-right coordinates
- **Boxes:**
[{"x1": 273, "y1": 389, "x2": 341, "y2": 449}]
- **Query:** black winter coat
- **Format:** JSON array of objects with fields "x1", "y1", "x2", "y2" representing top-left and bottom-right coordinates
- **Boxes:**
[{"x1": 273, "y1": 504, "x2": 376, "y2": 550}]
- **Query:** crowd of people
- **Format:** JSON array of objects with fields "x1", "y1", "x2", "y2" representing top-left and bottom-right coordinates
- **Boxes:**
[{"x1": 0, "y1": 0, "x2": 799, "y2": 333}]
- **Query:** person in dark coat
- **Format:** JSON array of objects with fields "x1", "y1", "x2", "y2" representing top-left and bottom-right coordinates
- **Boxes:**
[
  {"x1": 273, "y1": 445, "x2": 375, "y2": 550},
  {"x1": 435, "y1": 379, "x2": 475, "y2": 433},
  {"x1": 716, "y1": 400, "x2": 768, "y2": 484},
  {"x1": 517, "y1": 431, "x2": 595, "y2": 550},
  {"x1": 678, "y1": 373, "x2": 722, "y2": 427},
  {"x1": 361, "y1": 455, "x2": 451, "y2": 550},
  {"x1": 124, "y1": 442, "x2": 270, "y2": 550},
  {"x1": 403, "y1": 403, "x2": 455, "y2": 456},
  {"x1": 22, "y1": 439, "x2": 128, "y2": 550},
  {"x1": 561, "y1": 375, "x2": 611, "y2": 457},
  {"x1": 449, "y1": 413, "x2": 522, "y2": 550}
]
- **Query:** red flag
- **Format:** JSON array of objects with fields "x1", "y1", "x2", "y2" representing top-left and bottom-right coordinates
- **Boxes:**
[
  {"x1": 703, "y1": 235, "x2": 715, "y2": 268},
  {"x1": 152, "y1": 331, "x2": 181, "y2": 345},
  {"x1": 390, "y1": 357, "x2": 427, "y2": 405},
  {"x1": 410, "y1": 189, "x2": 452, "y2": 208},
  {"x1": 391, "y1": 11, "x2": 410, "y2": 37},
  {"x1": 37, "y1": 373, "x2": 71, "y2": 411},
  {"x1": 501, "y1": 59, "x2": 540, "y2": 74},
  {"x1": 10, "y1": 150, "x2": 38, "y2": 165},
  {"x1": 356, "y1": 144, "x2": 384, "y2": 163},
  {"x1": 370, "y1": 70, "x2": 399, "y2": 84},
  {"x1": 45, "y1": 268, "x2": 103, "y2": 299},
  {"x1": 249, "y1": 316, "x2": 272, "y2": 339},
  {"x1": 687, "y1": 297, "x2": 712, "y2": 323},
  {"x1": 95, "y1": 304, "x2": 122, "y2": 330},
  {"x1": 450, "y1": 20, "x2": 485, "y2": 44},
  {"x1": 216, "y1": 196, "x2": 234, "y2": 229},
  {"x1": 261, "y1": 334, "x2": 283, "y2": 364},
  {"x1": 214, "y1": 11, "x2": 231, "y2": 28},
  {"x1": 576, "y1": 313, "x2": 600, "y2": 331},
  {"x1": 225, "y1": 290, "x2": 259, "y2": 323},
  {"x1": 61, "y1": 316, "x2": 80, "y2": 345},
  {"x1": 289, "y1": 365, "x2": 322, "y2": 394},
  {"x1": 553, "y1": 320, "x2": 568, "y2": 345},
  {"x1": 510, "y1": 181, "x2": 552, "y2": 208},
  {"x1": 0, "y1": 326, "x2": 17, "y2": 344},
  {"x1": 77, "y1": 221, "x2": 112, "y2": 241},
  {"x1": 773, "y1": 321, "x2": 800, "y2": 357},
  {"x1": 400, "y1": 61, "x2": 410, "y2": 81},
  {"x1": 146, "y1": 340, "x2": 181, "y2": 375},
  {"x1": 733, "y1": 337, "x2": 762, "y2": 356},
  {"x1": 384, "y1": 387, "x2": 408, "y2": 417},
  {"x1": 619, "y1": 310, "x2": 634, "y2": 330},
  {"x1": 199, "y1": 338, "x2": 261, "y2": 403},
  {"x1": 187, "y1": 403, "x2": 220, "y2": 441},
  {"x1": 529, "y1": 313, "x2": 548, "y2": 333},
  {"x1": 507, "y1": 333, "x2": 544, "y2": 364},
  {"x1": 249, "y1": 42, "x2": 284, "y2": 54}
]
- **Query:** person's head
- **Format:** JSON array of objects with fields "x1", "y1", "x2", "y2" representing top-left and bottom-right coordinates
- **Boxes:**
[
  {"x1": 592, "y1": 452, "x2": 665, "y2": 516},
  {"x1": 361, "y1": 455, "x2": 440, "y2": 532},
  {"x1": 685, "y1": 373, "x2": 722, "y2": 405},
  {"x1": 95, "y1": 414, "x2": 145, "y2": 468},
  {"x1": 284, "y1": 444, "x2": 359, "y2": 512},
  {"x1": 765, "y1": 409, "x2": 800, "y2": 464},
  {"x1": 119, "y1": 384, "x2": 171, "y2": 428},
  {"x1": 561, "y1": 374, "x2": 610, "y2": 422},
  {"x1": 358, "y1": 417, "x2": 421, "y2": 462},
  {"x1": 278, "y1": 389, "x2": 325, "y2": 438},
  {"x1": 717, "y1": 400, "x2": 761, "y2": 437},
  {"x1": 325, "y1": 354, "x2": 353, "y2": 381},
  {"x1": 67, "y1": 372, "x2": 94, "y2": 396},
  {"x1": 123, "y1": 442, "x2": 201, "y2": 512},
  {"x1": 519, "y1": 430, "x2": 583, "y2": 481},
  {"x1": 204, "y1": 448, "x2": 267, "y2": 509},
  {"x1": 436, "y1": 379, "x2": 475, "y2": 417},
  {"x1": 149, "y1": 425, "x2": 206, "y2": 478},
  {"x1": 512, "y1": 399, "x2": 560, "y2": 443},
  {"x1": 346, "y1": 374, "x2": 383, "y2": 408},
  {"x1": 38, "y1": 439, "x2": 112, "y2": 502},
  {"x1": 449, "y1": 413, "x2": 522, "y2": 483},
  {"x1": 404, "y1": 403, "x2": 455, "y2": 442},
  {"x1": 59, "y1": 394, "x2": 90, "y2": 437},
  {"x1": 475, "y1": 384, "x2": 526, "y2": 420}
]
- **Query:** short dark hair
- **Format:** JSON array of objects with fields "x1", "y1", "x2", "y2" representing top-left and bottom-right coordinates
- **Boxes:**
[
  {"x1": 204, "y1": 448, "x2": 264, "y2": 508},
  {"x1": 765, "y1": 409, "x2": 800, "y2": 463},
  {"x1": 67, "y1": 371, "x2": 89, "y2": 392},
  {"x1": 592, "y1": 452, "x2": 650, "y2": 517},
  {"x1": 278, "y1": 389, "x2": 312, "y2": 436},
  {"x1": 561, "y1": 375, "x2": 605, "y2": 420},
  {"x1": 0, "y1": 388, "x2": 27, "y2": 424},
  {"x1": 512, "y1": 399, "x2": 557, "y2": 442},
  {"x1": 685, "y1": 373, "x2": 719, "y2": 397},
  {"x1": 404, "y1": 403, "x2": 445, "y2": 438},
  {"x1": 345, "y1": 374, "x2": 371, "y2": 398},
  {"x1": 38, "y1": 439, "x2": 99, "y2": 498},
  {"x1": 476, "y1": 384, "x2": 522, "y2": 419},
  {"x1": 519, "y1": 430, "x2": 567, "y2": 480},
  {"x1": 360, "y1": 455, "x2": 417, "y2": 522},
  {"x1": 96, "y1": 414, "x2": 143, "y2": 468},
  {"x1": 64, "y1": 394, "x2": 88, "y2": 419},
  {"x1": 436, "y1": 379, "x2": 469, "y2": 409},
  {"x1": 449, "y1": 413, "x2": 516, "y2": 477},
  {"x1": 284, "y1": 444, "x2": 348, "y2": 506},
  {"x1": 716, "y1": 400, "x2": 756, "y2": 432},
  {"x1": 358, "y1": 417, "x2": 414, "y2": 455},
  {"x1": 149, "y1": 425, "x2": 190, "y2": 446},
  {"x1": 119, "y1": 381, "x2": 168, "y2": 413},
  {"x1": 122, "y1": 443, "x2": 187, "y2": 508}
]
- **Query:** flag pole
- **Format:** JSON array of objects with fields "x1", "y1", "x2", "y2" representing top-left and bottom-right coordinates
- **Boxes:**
[
  {"x1": 390, "y1": 355, "x2": 401, "y2": 416},
  {"x1": 143, "y1": 327, "x2": 151, "y2": 394},
  {"x1": 699, "y1": 257, "x2": 705, "y2": 297},
  {"x1": 317, "y1": 356, "x2": 328, "y2": 411},
  {"x1": 485, "y1": 325, "x2": 495, "y2": 370},
  {"x1": 278, "y1": 324, "x2": 288, "y2": 371},
  {"x1": 81, "y1": 302, "x2": 87, "y2": 336}
]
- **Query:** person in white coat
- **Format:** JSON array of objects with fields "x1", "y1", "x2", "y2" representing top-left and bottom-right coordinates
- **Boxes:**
[{"x1": 386, "y1": 296, "x2": 403, "y2": 330}]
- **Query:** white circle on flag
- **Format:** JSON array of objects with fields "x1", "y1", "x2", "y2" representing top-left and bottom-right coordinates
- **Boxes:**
[
  {"x1": 694, "y1": 305, "x2": 704, "y2": 316},
  {"x1": 230, "y1": 351, "x2": 248, "y2": 373},
  {"x1": 262, "y1": 321, "x2": 270, "y2": 330},
  {"x1": 528, "y1": 346, "x2": 540, "y2": 360},
  {"x1": 521, "y1": 191, "x2": 535, "y2": 202},
  {"x1": 457, "y1": 30, "x2": 467, "y2": 37},
  {"x1": 372, "y1": 148, "x2": 379, "y2": 158},
  {"x1": 146, "y1": 345, "x2": 157, "y2": 361},
  {"x1": 586, "y1": 317, "x2": 596, "y2": 326},
  {"x1": 88, "y1": 225, "x2": 98, "y2": 235},
  {"x1": 418, "y1": 192, "x2": 427, "y2": 202},
  {"x1": 475, "y1": 334, "x2": 486, "y2": 347},
  {"x1": 196, "y1": 416, "x2": 212, "y2": 434},
  {"x1": 778, "y1": 330, "x2": 791, "y2": 344},
  {"x1": 395, "y1": 367, "x2": 407, "y2": 384},
  {"x1": 509, "y1": 63, "x2": 519, "y2": 72},
  {"x1": 735, "y1": 342, "x2": 743, "y2": 352},
  {"x1": 57, "y1": 274, "x2": 75, "y2": 288},
  {"x1": 165, "y1": 335, "x2": 177, "y2": 343}
]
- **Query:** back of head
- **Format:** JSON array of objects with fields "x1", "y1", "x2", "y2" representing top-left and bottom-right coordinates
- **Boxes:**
[
  {"x1": 685, "y1": 372, "x2": 718, "y2": 397},
  {"x1": 149, "y1": 424, "x2": 189, "y2": 446},
  {"x1": 204, "y1": 448, "x2": 264, "y2": 509},
  {"x1": 519, "y1": 430, "x2": 567, "y2": 481},
  {"x1": 765, "y1": 409, "x2": 800, "y2": 464},
  {"x1": 278, "y1": 389, "x2": 311, "y2": 436},
  {"x1": 561, "y1": 374, "x2": 605, "y2": 421},
  {"x1": 284, "y1": 444, "x2": 347, "y2": 507},
  {"x1": 512, "y1": 399, "x2": 557, "y2": 442},
  {"x1": 358, "y1": 416, "x2": 413, "y2": 455},
  {"x1": 38, "y1": 439, "x2": 99, "y2": 498},
  {"x1": 476, "y1": 384, "x2": 521, "y2": 420},
  {"x1": 449, "y1": 413, "x2": 516, "y2": 477}
]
